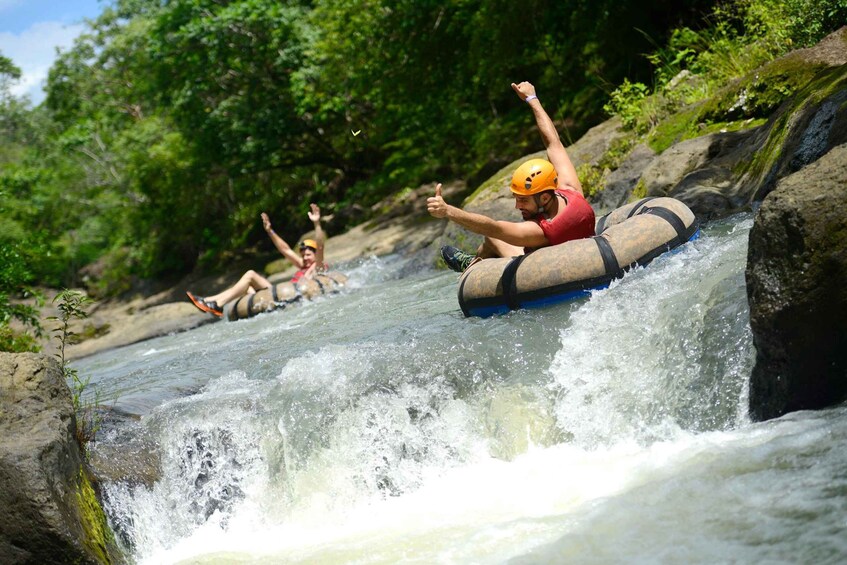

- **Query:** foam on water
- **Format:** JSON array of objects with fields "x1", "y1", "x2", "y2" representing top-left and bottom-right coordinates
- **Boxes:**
[{"x1": 83, "y1": 214, "x2": 847, "y2": 564}]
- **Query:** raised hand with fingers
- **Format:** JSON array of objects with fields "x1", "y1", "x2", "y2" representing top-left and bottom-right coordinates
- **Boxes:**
[
  {"x1": 308, "y1": 203, "x2": 321, "y2": 223},
  {"x1": 261, "y1": 212, "x2": 273, "y2": 233},
  {"x1": 427, "y1": 183, "x2": 448, "y2": 218}
]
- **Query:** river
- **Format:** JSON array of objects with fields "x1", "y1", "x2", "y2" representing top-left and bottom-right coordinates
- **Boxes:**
[{"x1": 73, "y1": 213, "x2": 847, "y2": 564}]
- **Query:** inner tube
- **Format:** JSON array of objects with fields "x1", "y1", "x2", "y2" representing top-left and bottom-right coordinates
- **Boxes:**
[
  {"x1": 458, "y1": 197, "x2": 699, "y2": 317},
  {"x1": 225, "y1": 272, "x2": 348, "y2": 321}
]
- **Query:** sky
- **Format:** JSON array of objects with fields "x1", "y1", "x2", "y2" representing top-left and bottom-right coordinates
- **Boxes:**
[{"x1": 0, "y1": 0, "x2": 112, "y2": 105}]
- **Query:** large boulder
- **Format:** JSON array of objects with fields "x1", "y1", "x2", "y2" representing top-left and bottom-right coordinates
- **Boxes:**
[
  {"x1": 0, "y1": 353, "x2": 121, "y2": 564},
  {"x1": 746, "y1": 143, "x2": 847, "y2": 421}
]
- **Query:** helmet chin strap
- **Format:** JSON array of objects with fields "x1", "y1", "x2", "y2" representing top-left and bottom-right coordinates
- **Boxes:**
[{"x1": 534, "y1": 192, "x2": 555, "y2": 217}]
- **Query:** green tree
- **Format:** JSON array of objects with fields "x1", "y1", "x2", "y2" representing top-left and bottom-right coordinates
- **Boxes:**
[
  {"x1": 0, "y1": 239, "x2": 43, "y2": 352},
  {"x1": 32, "y1": 0, "x2": 724, "y2": 291},
  {"x1": 44, "y1": 0, "x2": 335, "y2": 279},
  {"x1": 0, "y1": 52, "x2": 43, "y2": 351},
  {"x1": 301, "y1": 0, "x2": 718, "y2": 197}
]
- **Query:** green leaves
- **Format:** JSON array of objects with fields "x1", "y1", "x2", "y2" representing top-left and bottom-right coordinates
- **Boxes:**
[
  {"x1": 11, "y1": 0, "x2": 799, "y2": 294},
  {"x1": 0, "y1": 240, "x2": 43, "y2": 352},
  {"x1": 148, "y1": 0, "x2": 312, "y2": 169},
  {"x1": 604, "y1": 79, "x2": 651, "y2": 132}
]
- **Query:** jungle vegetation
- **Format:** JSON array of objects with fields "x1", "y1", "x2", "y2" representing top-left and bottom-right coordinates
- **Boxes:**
[{"x1": 1, "y1": 0, "x2": 845, "y2": 351}]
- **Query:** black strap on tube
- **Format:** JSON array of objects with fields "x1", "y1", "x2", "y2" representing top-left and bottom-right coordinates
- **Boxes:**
[
  {"x1": 247, "y1": 293, "x2": 256, "y2": 314},
  {"x1": 231, "y1": 295, "x2": 245, "y2": 320},
  {"x1": 597, "y1": 197, "x2": 657, "y2": 235},
  {"x1": 500, "y1": 254, "x2": 530, "y2": 311},
  {"x1": 595, "y1": 213, "x2": 609, "y2": 235},
  {"x1": 594, "y1": 236, "x2": 621, "y2": 277},
  {"x1": 627, "y1": 197, "x2": 657, "y2": 219},
  {"x1": 271, "y1": 284, "x2": 279, "y2": 303},
  {"x1": 640, "y1": 206, "x2": 687, "y2": 243}
]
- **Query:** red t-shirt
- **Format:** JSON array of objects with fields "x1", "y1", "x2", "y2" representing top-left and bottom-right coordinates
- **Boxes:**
[{"x1": 530, "y1": 188, "x2": 595, "y2": 249}]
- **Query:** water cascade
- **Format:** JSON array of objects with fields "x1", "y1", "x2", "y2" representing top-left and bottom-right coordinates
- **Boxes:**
[{"x1": 75, "y1": 214, "x2": 847, "y2": 564}]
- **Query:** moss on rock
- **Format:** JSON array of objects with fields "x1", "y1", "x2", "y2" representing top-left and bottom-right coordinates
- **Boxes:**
[
  {"x1": 76, "y1": 468, "x2": 117, "y2": 564},
  {"x1": 628, "y1": 179, "x2": 648, "y2": 202},
  {"x1": 648, "y1": 106, "x2": 704, "y2": 154},
  {"x1": 699, "y1": 56, "x2": 826, "y2": 123},
  {"x1": 737, "y1": 64, "x2": 847, "y2": 188}
]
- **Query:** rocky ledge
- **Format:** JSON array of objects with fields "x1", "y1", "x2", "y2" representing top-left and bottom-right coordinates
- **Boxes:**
[{"x1": 0, "y1": 353, "x2": 122, "y2": 564}]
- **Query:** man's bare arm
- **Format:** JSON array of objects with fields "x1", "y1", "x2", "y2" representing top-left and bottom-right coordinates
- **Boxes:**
[
  {"x1": 511, "y1": 81, "x2": 583, "y2": 195},
  {"x1": 427, "y1": 184, "x2": 549, "y2": 247}
]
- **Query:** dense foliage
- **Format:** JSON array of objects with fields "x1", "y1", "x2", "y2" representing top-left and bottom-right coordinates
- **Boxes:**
[
  {"x1": 0, "y1": 0, "x2": 844, "y2": 350},
  {"x1": 1, "y1": 57, "x2": 44, "y2": 351},
  {"x1": 604, "y1": 0, "x2": 847, "y2": 134}
]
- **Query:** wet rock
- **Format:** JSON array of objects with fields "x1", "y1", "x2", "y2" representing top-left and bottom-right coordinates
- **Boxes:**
[
  {"x1": 640, "y1": 134, "x2": 716, "y2": 196},
  {"x1": 566, "y1": 116, "x2": 627, "y2": 167},
  {"x1": 672, "y1": 166, "x2": 736, "y2": 219},
  {"x1": 88, "y1": 427, "x2": 161, "y2": 488},
  {"x1": 790, "y1": 96, "x2": 842, "y2": 171},
  {"x1": 0, "y1": 353, "x2": 122, "y2": 564},
  {"x1": 640, "y1": 128, "x2": 761, "y2": 215},
  {"x1": 592, "y1": 143, "x2": 656, "y2": 213},
  {"x1": 746, "y1": 143, "x2": 847, "y2": 421}
]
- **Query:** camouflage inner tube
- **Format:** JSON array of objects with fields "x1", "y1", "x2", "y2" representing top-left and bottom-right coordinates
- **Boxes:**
[
  {"x1": 225, "y1": 272, "x2": 348, "y2": 321},
  {"x1": 458, "y1": 197, "x2": 700, "y2": 317}
]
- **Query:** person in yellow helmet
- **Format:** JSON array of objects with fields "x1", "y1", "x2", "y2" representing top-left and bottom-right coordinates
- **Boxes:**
[
  {"x1": 428, "y1": 81, "x2": 595, "y2": 272},
  {"x1": 186, "y1": 203, "x2": 327, "y2": 317}
]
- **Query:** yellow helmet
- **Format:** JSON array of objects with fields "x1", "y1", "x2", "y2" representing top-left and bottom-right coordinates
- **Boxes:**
[
  {"x1": 299, "y1": 239, "x2": 318, "y2": 251},
  {"x1": 510, "y1": 159, "x2": 558, "y2": 196}
]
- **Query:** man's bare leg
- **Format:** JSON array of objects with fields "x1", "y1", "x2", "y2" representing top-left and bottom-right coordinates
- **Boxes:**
[{"x1": 477, "y1": 236, "x2": 524, "y2": 260}]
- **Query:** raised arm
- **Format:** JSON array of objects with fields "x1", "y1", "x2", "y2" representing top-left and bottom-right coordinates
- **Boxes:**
[
  {"x1": 307, "y1": 203, "x2": 326, "y2": 268},
  {"x1": 427, "y1": 184, "x2": 549, "y2": 248},
  {"x1": 262, "y1": 212, "x2": 304, "y2": 269},
  {"x1": 511, "y1": 81, "x2": 583, "y2": 195}
]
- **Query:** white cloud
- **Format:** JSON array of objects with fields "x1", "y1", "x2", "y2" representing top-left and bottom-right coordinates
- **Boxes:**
[{"x1": 0, "y1": 20, "x2": 85, "y2": 105}]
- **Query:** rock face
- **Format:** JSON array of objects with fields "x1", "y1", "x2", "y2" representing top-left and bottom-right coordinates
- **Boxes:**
[
  {"x1": 746, "y1": 144, "x2": 847, "y2": 421},
  {"x1": 0, "y1": 353, "x2": 120, "y2": 564},
  {"x1": 593, "y1": 143, "x2": 656, "y2": 213},
  {"x1": 640, "y1": 129, "x2": 755, "y2": 217},
  {"x1": 625, "y1": 28, "x2": 847, "y2": 218}
]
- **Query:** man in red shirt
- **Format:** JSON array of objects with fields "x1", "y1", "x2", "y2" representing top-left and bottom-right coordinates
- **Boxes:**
[{"x1": 428, "y1": 81, "x2": 595, "y2": 272}]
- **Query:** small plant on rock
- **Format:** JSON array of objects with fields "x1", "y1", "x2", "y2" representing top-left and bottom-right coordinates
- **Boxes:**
[
  {"x1": 604, "y1": 79, "x2": 650, "y2": 132},
  {"x1": 50, "y1": 290, "x2": 101, "y2": 451}
]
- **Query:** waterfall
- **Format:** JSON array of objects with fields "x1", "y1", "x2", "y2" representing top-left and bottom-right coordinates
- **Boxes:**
[{"x1": 76, "y1": 213, "x2": 847, "y2": 564}]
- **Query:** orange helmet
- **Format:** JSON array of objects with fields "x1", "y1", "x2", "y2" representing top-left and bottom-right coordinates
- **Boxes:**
[
  {"x1": 510, "y1": 159, "x2": 558, "y2": 196},
  {"x1": 299, "y1": 239, "x2": 318, "y2": 251}
]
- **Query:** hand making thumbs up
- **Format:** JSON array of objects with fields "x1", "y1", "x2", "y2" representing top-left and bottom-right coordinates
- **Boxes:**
[{"x1": 427, "y1": 183, "x2": 448, "y2": 218}]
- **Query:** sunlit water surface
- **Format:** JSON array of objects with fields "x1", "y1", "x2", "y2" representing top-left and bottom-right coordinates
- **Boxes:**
[{"x1": 74, "y1": 214, "x2": 847, "y2": 564}]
